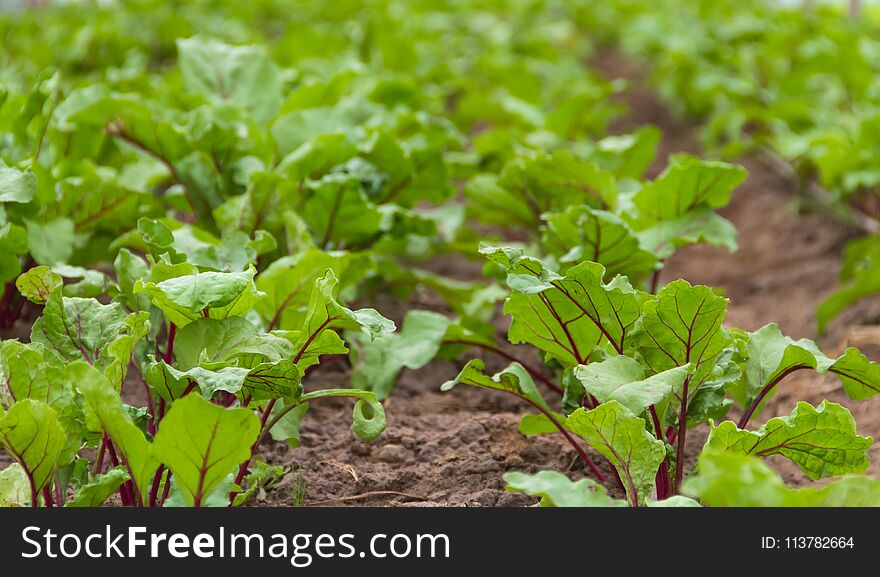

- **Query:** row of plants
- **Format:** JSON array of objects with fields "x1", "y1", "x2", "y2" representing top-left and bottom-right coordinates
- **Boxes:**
[
  {"x1": 0, "y1": 0, "x2": 879, "y2": 507},
  {"x1": 571, "y1": 0, "x2": 880, "y2": 334}
]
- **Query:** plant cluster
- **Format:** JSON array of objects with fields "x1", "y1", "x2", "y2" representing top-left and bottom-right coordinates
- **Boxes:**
[
  {"x1": 0, "y1": 0, "x2": 878, "y2": 508},
  {"x1": 571, "y1": 0, "x2": 880, "y2": 332}
]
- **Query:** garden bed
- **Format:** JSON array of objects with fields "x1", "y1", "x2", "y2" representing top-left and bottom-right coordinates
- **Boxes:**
[{"x1": 248, "y1": 66, "x2": 880, "y2": 506}]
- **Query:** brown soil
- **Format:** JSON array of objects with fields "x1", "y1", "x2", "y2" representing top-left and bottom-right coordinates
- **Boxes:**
[{"x1": 244, "y1": 57, "x2": 880, "y2": 507}]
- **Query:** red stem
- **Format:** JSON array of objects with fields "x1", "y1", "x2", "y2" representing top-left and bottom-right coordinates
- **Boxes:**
[
  {"x1": 148, "y1": 466, "x2": 165, "y2": 507},
  {"x1": 673, "y1": 377, "x2": 691, "y2": 494},
  {"x1": 94, "y1": 434, "x2": 109, "y2": 475},
  {"x1": 737, "y1": 366, "x2": 809, "y2": 429},
  {"x1": 520, "y1": 397, "x2": 605, "y2": 483},
  {"x1": 649, "y1": 405, "x2": 669, "y2": 500},
  {"x1": 649, "y1": 268, "x2": 662, "y2": 295},
  {"x1": 229, "y1": 399, "x2": 277, "y2": 505},
  {"x1": 164, "y1": 323, "x2": 176, "y2": 364},
  {"x1": 107, "y1": 441, "x2": 135, "y2": 506},
  {"x1": 54, "y1": 475, "x2": 63, "y2": 506},
  {"x1": 42, "y1": 486, "x2": 54, "y2": 508}
]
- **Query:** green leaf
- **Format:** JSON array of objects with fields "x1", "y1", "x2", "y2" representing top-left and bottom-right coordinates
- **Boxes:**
[
  {"x1": 733, "y1": 323, "x2": 831, "y2": 411},
  {"x1": 177, "y1": 36, "x2": 283, "y2": 122},
  {"x1": 566, "y1": 401, "x2": 665, "y2": 505},
  {"x1": 592, "y1": 125, "x2": 661, "y2": 180},
  {"x1": 25, "y1": 218, "x2": 75, "y2": 265},
  {"x1": 503, "y1": 470, "x2": 623, "y2": 507},
  {"x1": 153, "y1": 394, "x2": 260, "y2": 507},
  {"x1": 500, "y1": 151, "x2": 617, "y2": 218},
  {"x1": 442, "y1": 359, "x2": 551, "y2": 413},
  {"x1": 79, "y1": 364, "x2": 158, "y2": 501},
  {"x1": 254, "y1": 248, "x2": 365, "y2": 331},
  {"x1": 232, "y1": 461, "x2": 288, "y2": 506},
  {"x1": 298, "y1": 388, "x2": 386, "y2": 441},
  {"x1": 706, "y1": 401, "x2": 872, "y2": 479},
  {"x1": 267, "y1": 401, "x2": 309, "y2": 446},
  {"x1": 818, "y1": 236, "x2": 880, "y2": 334},
  {"x1": 686, "y1": 348, "x2": 739, "y2": 426},
  {"x1": 684, "y1": 450, "x2": 880, "y2": 507},
  {"x1": 647, "y1": 495, "x2": 702, "y2": 507},
  {"x1": 636, "y1": 210, "x2": 738, "y2": 260},
  {"x1": 301, "y1": 173, "x2": 383, "y2": 249},
  {"x1": 15, "y1": 266, "x2": 62, "y2": 305},
  {"x1": 134, "y1": 267, "x2": 264, "y2": 327},
  {"x1": 732, "y1": 324, "x2": 880, "y2": 412},
  {"x1": 1, "y1": 341, "x2": 69, "y2": 408},
  {"x1": 0, "y1": 463, "x2": 30, "y2": 506},
  {"x1": 54, "y1": 265, "x2": 110, "y2": 299},
  {"x1": 483, "y1": 246, "x2": 642, "y2": 366},
  {"x1": 287, "y1": 269, "x2": 394, "y2": 365},
  {"x1": 0, "y1": 399, "x2": 65, "y2": 495},
  {"x1": 518, "y1": 412, "x2": 566, "y2": 435},
  {"x1": 828, "y1": 348, "x2": 880, "y2": 401},
  {"x1": 173, "y1": 317, "x2": 292, "y2": 370},
  {"x1": 113, "y1": 248, "x2": 151, "y2": 310},
  {"x1": 31, "y1": 289, "x2": 146, "y2": 379},
  {"x1": 541, "y1": 205, "x2": 657, "y2": 280},
  {"x1": 65, "y1": 467, "x2": 130, "y2": 507},
  {"x1": 635, "y1": 280, "x2": 729, "y2": 396},
  {"x1": 351, "y1": 310, "x2": 449, "y2": 400},
  {"x1": 0, "y1": 223, "x2": 27, "y2": 283},
  {"x1": 574, "y1": 356, "x2": 689, "y2": 416},
  {"x1": 0, "y1": 165, "x2": 37, "y2": 203},
  {"x1": 630, "y1": 154, "x2": 746, "y2": 225}
]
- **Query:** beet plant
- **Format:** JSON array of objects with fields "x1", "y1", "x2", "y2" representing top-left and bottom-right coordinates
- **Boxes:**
[
  {"x1": 0, "y1": 215, "x2": 392, "y2": 507},
  {"x1": 444, "y1": 245, "x2": 880, "y2": 506}
]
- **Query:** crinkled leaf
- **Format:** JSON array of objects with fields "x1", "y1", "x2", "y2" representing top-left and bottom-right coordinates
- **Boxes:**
[
  {"x1": 483, "y1": 246, "x2": 642, "y2": 366},
  {"x1": 541, "y1": 205, "x2": 657, "y2": 280},
  {"x1": 504, "y1": 470, "x2": 623, "y2": 507},
  {"x1": 0, "y1": 399, "x2": 65, "y2": 494},
  {"x1": 566, "y1": 401, "x2": 665, "y2": 505},
  {"x1": 31, "y1": 289, "x2": 131, "y2": 366},
  {"x1": 134, "y1": 267, "x2": 264, "y2": 327},
  {"x1": 684, "y1": 450, "x2": 880, "y2": 507},
  {"x1": 635, "y1": 280, "x2": 729, "y2": 395},
  {"x1": 707, "y1": 401, "x2": 871, "y2": 479},
  {"x1": 15, "y1": 266, "x2": 62, "y2": 304},
  {"x1": 630, "y1": 154, "x2": 746, "y2": 226},
  {"x1": 65, "y1": 467, "x2": 130, "y2": 507},
  {"x1": 173, "y1": 317, "x2": 292, "y2": 370},
  {"x1": 149, "y1": 357, "x2": 301, "y2": 402},
  {"x1": 575, "y1": 356, "x2": 688, "y2": 416},
  {"x1": 0, "y1": 463, "x2": 30, "y2": 506}
]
